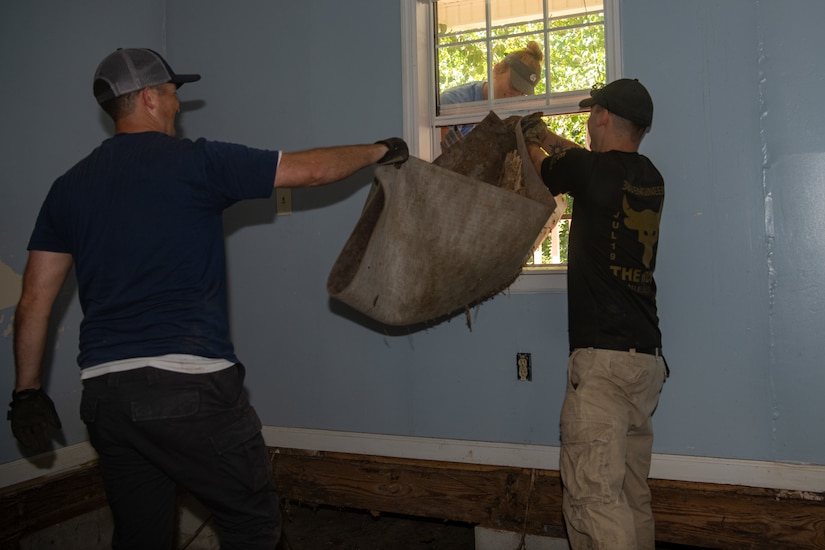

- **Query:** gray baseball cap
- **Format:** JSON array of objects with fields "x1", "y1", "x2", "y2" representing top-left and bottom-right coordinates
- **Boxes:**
[
  {"x1": 503, "y1": 53, "x2": 539, "y2": 95},
  {"x1": 93, "y1": 48, "x2": 201, "y2": 104}
]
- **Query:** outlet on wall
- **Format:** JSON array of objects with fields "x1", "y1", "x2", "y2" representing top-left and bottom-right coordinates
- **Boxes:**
[
  {"x1": 275, "y1": 188, "x2": 292, "y2": 215},
  {"x1": 516, "y1": 352, "x2": 532, "y2": 381}
]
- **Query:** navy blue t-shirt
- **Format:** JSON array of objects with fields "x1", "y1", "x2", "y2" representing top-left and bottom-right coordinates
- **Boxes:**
[{"x1": 29, "y1": 132, "x2": 279, "y2": 370}]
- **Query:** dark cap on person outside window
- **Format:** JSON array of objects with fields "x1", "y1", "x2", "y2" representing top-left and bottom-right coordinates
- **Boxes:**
[
  {"x1": 93, "y1": 48, "x2": 201, "y2": 104},
  {"x1": 579, "y1": 78, "x2": 653, "y2": 127}
]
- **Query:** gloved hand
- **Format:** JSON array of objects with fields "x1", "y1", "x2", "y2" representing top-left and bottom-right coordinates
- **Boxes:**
[
  {"x1": 375, "y1": 137, "x2": 409, "y2": 168},
  {"x1": 520, "y1": 114, "x2": 548, "y2": 147},
  {"x1": 7, "y1": 388, "x2": 61, "y2": 452}
]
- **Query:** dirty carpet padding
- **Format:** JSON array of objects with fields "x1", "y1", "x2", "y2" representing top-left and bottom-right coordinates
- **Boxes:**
[{"x1": 327, "y1": 111, "x2": 565, "y2": 326}]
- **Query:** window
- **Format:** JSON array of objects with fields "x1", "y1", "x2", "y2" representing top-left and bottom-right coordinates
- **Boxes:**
[{"x1": 400, "y1": 0, "x2": 621, "y2": 292}]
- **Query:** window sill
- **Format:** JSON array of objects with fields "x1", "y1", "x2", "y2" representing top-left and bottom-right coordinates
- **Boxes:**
[{"x1": 507, "y1": 266, "x2": 567, "y2": 294}]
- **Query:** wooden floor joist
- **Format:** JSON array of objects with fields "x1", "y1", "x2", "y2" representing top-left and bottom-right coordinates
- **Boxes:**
[
  {"x1": 0, "y1": 461, "x2": 107, "y2": 547},
  {"x1": 1, "y1": 448, "x2": 823, "y2": 549},
  {"x1": 270, "y1": 448, "x2": 825, "y2": 550}
]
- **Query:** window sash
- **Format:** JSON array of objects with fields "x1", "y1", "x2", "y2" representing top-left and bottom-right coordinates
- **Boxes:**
[
  {"x1": 402, "y1": 0, "x2": 621, "y2": 161},
  {"x1": 399, "y1": 0, "x2": 622, "y2": 290},
  {"x1": 435, "y1": 4, "x2": 608, "y2": 121}
]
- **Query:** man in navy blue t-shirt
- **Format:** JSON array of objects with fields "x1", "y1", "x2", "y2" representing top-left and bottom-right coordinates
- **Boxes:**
[{"x1": 9, "y1": 47, "x2": 408, "y2": 549}]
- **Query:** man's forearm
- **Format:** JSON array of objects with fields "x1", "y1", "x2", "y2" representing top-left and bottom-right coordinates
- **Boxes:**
[
  {"x1": 13, "y1": 304, "x2": 50, "y2": 391},
  {"x1": 13, "y1": 250, "x2": 73, "y2": 392},
  {"x1": 539, "y1": 131, "x2": 581, "y2": 156},
  {"x1": 275, "y1": 143, "x2": 388, "y2": 188},
  {"x1": 301, "y1": 143, "x2": 387, "y2": 183},
  {"x1": 527, "y1": 143, "x2": 549, "y2": 179}
]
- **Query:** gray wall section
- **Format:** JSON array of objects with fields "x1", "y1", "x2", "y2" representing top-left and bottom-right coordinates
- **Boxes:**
[
  {"x1": 1, "y1": 1, "x2": 824, "y2": 466},
  {"x1": 623, "y1": 2, "x2": 775, "y2": 459},
  {"x1": 756, "y1": 1, "x2": 825, "y2": 462},
  {"x1": 623, "y1": 0, "x2": 825, "y2": 464}
]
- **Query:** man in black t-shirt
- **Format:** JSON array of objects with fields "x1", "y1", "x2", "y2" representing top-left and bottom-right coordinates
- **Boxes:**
[{"x1": 525, "y1": 79, "x2": 668, "y2": 550}]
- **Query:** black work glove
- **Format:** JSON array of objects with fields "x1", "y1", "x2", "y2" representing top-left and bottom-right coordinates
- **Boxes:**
[
  {"x1": 375, "y1": 137, "x2": 409, "y2": 168},
  {"x1": 8, "y1": 388, "x2": 62, "y2": 452},
  {"x1": 520, "y1": 114, "x2": 548, "y2": 147}
]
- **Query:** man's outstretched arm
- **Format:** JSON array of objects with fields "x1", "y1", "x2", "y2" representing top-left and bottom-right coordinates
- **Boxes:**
[{"x1": 274, "y1": 138, "x2": 408, "y2": 189}]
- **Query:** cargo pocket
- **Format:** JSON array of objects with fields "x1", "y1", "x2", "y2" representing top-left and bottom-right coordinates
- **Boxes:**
[
  {"x1": 609, "y1": 357, "x2": 648, "y2": 386},
  {"x1": 560, "y1": 418, "x2": 614, "y2": 505},
  {"x1": 211, "y1": 407, "x2": 271, "y2": 492}
]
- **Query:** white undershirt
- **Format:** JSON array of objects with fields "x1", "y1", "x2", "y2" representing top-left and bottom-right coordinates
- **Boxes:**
[{"x1": 80, "y1": 354, "x2": 235, "y2": 380}]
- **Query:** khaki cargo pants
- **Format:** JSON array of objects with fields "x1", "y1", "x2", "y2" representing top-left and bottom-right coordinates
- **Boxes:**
[{"x1": 560, "y1": 348, "x2": 668, "y2": 550}]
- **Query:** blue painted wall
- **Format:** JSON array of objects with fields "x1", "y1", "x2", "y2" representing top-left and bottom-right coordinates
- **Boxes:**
[
  {"x1": 623, "y1": 0, "x2": 825, "y2": 463},
  {"x1": 1, "y1": 0, "x2": 823, "y2": 467}
]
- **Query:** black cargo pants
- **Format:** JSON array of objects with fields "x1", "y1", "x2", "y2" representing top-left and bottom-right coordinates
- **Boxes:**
[{"x1": 81, "y1": 364, "x2": 280, "y2": 549}]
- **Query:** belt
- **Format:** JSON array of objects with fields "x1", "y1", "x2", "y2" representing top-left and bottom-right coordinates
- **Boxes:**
[
  {"x1": 629, "y1": 347, "x2": 661, "y2": 356},
  {"x1": 572, "y1": 346, "x2": 662, "y2": 356},
  {"x1": 571, "y1": 346, "x2": 669, "y2": 378}
]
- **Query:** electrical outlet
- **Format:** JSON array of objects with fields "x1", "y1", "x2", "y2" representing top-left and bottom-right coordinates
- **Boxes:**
[
  {"x1": 275, "y1": 188, "x2": 292, "y2": 215},
  {"x1": 516, "y1": 352, "x2": 532, "y2": 381}
]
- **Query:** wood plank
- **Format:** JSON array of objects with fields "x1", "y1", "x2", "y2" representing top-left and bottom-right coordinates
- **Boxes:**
[
  {"x1": 271, "y1": 448, "x2": 565, "y2": 534},
  {"x1": 650, "y1": 479, "x2": 825, "y2": 549},
  {"x1": 271, "y1": 448, "x2": 825, "y2": 550}
]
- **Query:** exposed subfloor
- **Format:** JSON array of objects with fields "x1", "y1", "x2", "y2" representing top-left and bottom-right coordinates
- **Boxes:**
[
  {"x1": 278, "y1": 504, "x2": 475, "y2": 550},
  {"x1": 16, "y1": 500, "x2": 714, "y2": 549},
  {"x1": 277, "y1": 503, "x2": 713, "y2": 550}
]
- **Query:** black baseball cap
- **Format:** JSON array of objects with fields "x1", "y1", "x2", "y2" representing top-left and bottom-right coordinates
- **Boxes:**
[
  {"x1": 93, "y1": 48, "x2": 201, "y2": 104},
  {"x1": 579, "y1": 78, "x2": 653, "y2": 127}
]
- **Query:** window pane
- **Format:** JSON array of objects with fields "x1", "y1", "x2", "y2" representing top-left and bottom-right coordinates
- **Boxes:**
[
  {"x1": 437, "y1": 0, "x2": 604, "y2": 31},
  {"x1": 438, "y1": 41, "x2": 489, "y2": 92},
  {"x1": 548, "y1": 13, "x2": 606, "y2": 93},
  {"x1": 436, "y1": 0, "x2": 606, "y2": 108}
]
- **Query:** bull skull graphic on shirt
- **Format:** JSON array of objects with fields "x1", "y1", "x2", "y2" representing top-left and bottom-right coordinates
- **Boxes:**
[{"x1": 622, "y1": 195, "x2": 661, "y2": 269}]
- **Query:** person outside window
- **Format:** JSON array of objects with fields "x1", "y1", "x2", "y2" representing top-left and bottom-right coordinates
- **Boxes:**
[{"x1": 439, "y1": 41, "x2": 543, "y2": 148}]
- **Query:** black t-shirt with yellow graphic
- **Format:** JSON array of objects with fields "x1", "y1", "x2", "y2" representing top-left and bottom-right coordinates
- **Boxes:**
[{"x1": 540, "y1": 148, "x2": 664, "y2": 351}]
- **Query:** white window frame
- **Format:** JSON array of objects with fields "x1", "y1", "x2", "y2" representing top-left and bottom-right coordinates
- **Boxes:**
[{"x1": 400, "y1": 0, "x2": 623, "y2": 293}]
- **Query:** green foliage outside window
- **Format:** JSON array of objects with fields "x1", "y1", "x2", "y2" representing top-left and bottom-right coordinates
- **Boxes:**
[{"x1": 437, "y1": 14, "x2": 605, "y2": 95}]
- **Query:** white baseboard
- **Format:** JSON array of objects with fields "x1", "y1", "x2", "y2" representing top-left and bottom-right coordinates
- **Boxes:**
[
  {"x1": 2, "y1": 427, "x2": 824, "y2": 495},
  {"x1": 0, "y1": 442, "x2": 99, "y2": 488}
]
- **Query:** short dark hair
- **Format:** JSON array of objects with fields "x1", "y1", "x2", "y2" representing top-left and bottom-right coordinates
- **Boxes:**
[
  {"x1": 611, "y1": 108, "x2": 649, "y2": 142},
  {"x1": 97, "y1": 86, "x2": 140, "y2": 121}
]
